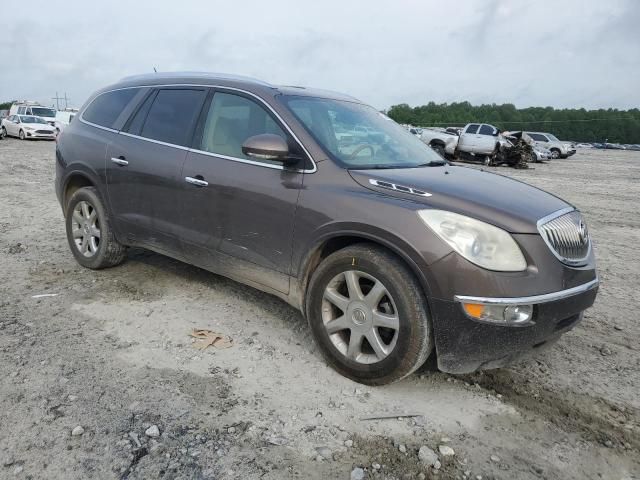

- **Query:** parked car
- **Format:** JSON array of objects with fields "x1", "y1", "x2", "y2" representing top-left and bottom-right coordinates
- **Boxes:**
[
  {"x1": 1, "y1": 115, "x2": 57, "y2": 140},
  {"x1": 55, "y1": 110, "x2": 77, "y2": 133},
  {"x1": 524, "y1": 132, "x2": 576, "y2": 159},
  {"x1": 55, "y1": 72, "x2": 598, "y2": 385},
  {"x1": 9, "y1": 102, "x2": 57, "y2": 127}
]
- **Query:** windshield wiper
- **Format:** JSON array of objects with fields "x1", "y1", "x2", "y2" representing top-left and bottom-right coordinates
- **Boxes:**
[{"x1": 413, "y1": 161, "x2": 448, "y2": 167}]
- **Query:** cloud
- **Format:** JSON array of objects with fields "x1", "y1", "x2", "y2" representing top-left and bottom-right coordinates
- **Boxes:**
[{"x1": 1, "y1": 0, "x2": 638, "y2": 110}]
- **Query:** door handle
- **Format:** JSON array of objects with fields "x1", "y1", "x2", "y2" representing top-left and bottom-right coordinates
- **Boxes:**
[
  {"x1": 185, "y1": 176, "x2": 208, "y2": 187},
  {"x1": 111, "y1": 157, "x2": 128, "y2": 166}
]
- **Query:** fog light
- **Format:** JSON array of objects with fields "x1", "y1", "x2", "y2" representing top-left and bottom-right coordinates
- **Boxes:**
[
  {"x1": 503, "y1": 305, "x2": 533, "y2": 323},
  {"x1": 461, "y1": 302, "x2": 533, "y2": 325}
]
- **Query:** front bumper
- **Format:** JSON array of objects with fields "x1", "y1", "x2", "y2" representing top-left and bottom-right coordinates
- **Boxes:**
[
  {"x1": 430, "y1": 279, "x2": 598, "y2": 374},
  {"x1": 25, "y1": 131, "x2": 56, "y2": 139}
]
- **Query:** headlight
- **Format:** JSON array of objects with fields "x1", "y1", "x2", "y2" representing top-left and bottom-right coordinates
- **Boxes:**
[
  {"x1": 24, "y1": 126, "x2": 35, "y2": 130},
  {"x1": 418, "y1": 210, "x2": 527, "y2": 271}
]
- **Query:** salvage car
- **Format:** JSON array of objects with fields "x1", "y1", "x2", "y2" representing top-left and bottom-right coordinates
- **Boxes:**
[
  {"x1": 525, "y1": 131, "x2": 576, "y2": 158},
  {"x1": 1, "y1": 115, "x2": 57, "y2": 140},
  {"x1": 55, "y1": 73, "x2": 599, "y2": 385}
]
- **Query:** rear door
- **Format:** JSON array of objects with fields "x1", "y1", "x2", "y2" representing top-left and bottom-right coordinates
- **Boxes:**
[
  {"x1": 179, "y1": 89, "x2": 306, "y2": 293},
  {"x1": 106, "y1": 87, "x2": 206, "y2": 255},
  {"x1": 458, "y1": 123, "x2": 480, "y2": 152}
]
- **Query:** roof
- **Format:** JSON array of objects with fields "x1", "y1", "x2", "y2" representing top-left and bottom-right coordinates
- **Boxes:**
[{"x1": 109, "y1": 72, "x2": 362, "y2": 103}]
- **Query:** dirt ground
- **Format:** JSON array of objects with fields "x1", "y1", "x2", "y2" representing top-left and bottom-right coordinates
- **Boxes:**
[{"x1": 0, "y1": 138, "x2": 638, "y2": 480}]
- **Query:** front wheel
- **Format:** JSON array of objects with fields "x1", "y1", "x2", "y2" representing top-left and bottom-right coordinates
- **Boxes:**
[
  {"x1": 306, "y1": 244, "x2": 433, "y2": 385},
  {"x1": 0, "y1": 127, "x2": 5, "y2": 139},
  {"x1": 430, "y1": 143, "x2": 445, "y2": 158},
  {"x1": 18, "y1": 129, "x2": 25, "y2": 140},
  {"x1": 550, "y1": 149, "x2": 560, "y2": 159},
  {"x1": 65, "y1": 187, "x2": 126, "y2": 269}
]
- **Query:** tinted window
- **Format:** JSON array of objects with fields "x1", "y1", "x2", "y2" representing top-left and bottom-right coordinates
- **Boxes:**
[
  {"x1": 83, "y1": 89, "x2": 138, "y2": 128},
  {"x1": 529, "y1": 133, "x2": 548, "y2": 141},
  {"x1": 478, "y1": 124, "x2": 495, "y2": 135},
  {"x1": 465, "y1": 124, "x2": 479, "y2": 134},
  {"x1": 199, "y1": 92, "x2": 288, "y2": 164},
  {"x1": 125, "y1": 92, "x2": 156, "y2": 136},
  {"x1": 139, "y1": 89, "x2": 205, "y2": 146}
]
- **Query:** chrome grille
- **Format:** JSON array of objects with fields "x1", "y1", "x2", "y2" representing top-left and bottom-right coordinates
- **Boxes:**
[{"x1": 538, "y1": 209, "x2": 590, "y2": 265}]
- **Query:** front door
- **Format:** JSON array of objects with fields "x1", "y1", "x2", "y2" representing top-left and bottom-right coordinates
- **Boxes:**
[
  {"x1": 476, "y1": 124, "x2": 498, "y2": 154},
  {"x1": 106, "y1": 87, "x2": 206, "y2": 255},
  {"x1": 180, "y1": 90, "x2": 306, "y2": 294},
  {"x1": 458, "y1": 123, "x2": 480, "y2": 152}
]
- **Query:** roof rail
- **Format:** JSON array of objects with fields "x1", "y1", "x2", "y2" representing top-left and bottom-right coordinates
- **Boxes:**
[{"x1": 118, "y1": 71, "x2": 273, "y2": 87}]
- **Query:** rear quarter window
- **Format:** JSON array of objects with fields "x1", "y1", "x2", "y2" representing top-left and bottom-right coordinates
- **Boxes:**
[{"x1": 82, "y1": 88, "x2": 139, "y2": 128}]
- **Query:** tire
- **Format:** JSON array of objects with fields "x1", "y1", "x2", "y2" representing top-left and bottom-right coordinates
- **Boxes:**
[
  {"x1": 18, "y1": 129, "x2": 25, "y2": 140},
  {"x1": 65, "y1": 186, "x2": 126, "y2": 269},
  {"x1": 306, "y1": 243, "x2": 433, "y2": 385},
  {"x1": 0, "y1": 127, "x2": 6, "y2": 139},
  {"x1": 430, "y1": 143, "x2": 445, "y2": 158},
  {"x1": 550, "y1": 149, "x2": 560, "y2": 159}
]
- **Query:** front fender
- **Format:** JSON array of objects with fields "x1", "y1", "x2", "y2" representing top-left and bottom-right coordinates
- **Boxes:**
[{"x1": 296, "y1": 221, "x2": 448, "y2": 302}]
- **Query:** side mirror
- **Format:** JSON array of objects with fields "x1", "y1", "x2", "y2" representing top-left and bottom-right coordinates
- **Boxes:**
[{"x1": 242, "y1": 134, "x2": 289, "y2": 161}]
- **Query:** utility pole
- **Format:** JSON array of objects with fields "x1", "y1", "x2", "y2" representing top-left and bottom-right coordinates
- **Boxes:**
[{"x1": 51, "y1": 92, "x2": 70, "y2": 110}]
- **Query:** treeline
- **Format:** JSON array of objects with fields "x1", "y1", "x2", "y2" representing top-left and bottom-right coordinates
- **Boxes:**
[{"x1": 387, "y1": 102, "x2": 640, "y2": 144}]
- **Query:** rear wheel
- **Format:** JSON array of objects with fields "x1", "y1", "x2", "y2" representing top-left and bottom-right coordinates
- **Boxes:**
[
  {"x1": 65, "y1": 187, "x2": 126, "y2": 269},
  {"x1": 0, "y1": 127, "x2": 5, "y2": 139},
  {"x1": 306, "y1": 244, "x2": 433, "y2": 385}
]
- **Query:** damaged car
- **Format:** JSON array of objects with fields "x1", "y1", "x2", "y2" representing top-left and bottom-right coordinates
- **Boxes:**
[{"x1": 55, "y1": 73, "x2": 598, "y2": 385}]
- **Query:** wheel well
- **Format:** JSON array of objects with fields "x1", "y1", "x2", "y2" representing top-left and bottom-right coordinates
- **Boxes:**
[
  {"x1": 299, "y1": 235, "x2": 429, "y2": 315},
  {"x1": 430, "y1": 140, "x2": 445, "y2": 146},
  {"x1": 64, "y1": 174, "x2": 94, "y2": 209},
  {"x1": 550, "y1": 147, "x2": 560, "y2": 152}
]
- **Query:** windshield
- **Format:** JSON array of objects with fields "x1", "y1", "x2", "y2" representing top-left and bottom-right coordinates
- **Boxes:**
[
  {"x1": 31, "y1": 107, "x2": 56, "y2": 117},
  {"x1": 546, "y1": 133, "x2": 560, "y2": 141},
  {"x1": 282, "y1": 96, "x2": 444, "y2": 169},
  {"x1": 20, "y1": 116, "x2": 48, "y2": 124}
]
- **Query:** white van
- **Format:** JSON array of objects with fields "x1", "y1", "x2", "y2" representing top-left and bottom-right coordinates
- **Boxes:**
[
  {"x1": 55, "y1": 110, "x2": 77, "y2": 132},
  {"x1": 9, "y1": 102, "x2": 57, "y2": 127}
]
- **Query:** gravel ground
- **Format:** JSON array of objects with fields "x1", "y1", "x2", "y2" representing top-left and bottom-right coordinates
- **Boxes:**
[{"x1": 0, "y1": 138, "x2": 638, "y2": 480}]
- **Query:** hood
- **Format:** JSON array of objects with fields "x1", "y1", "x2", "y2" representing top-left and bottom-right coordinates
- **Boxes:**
[{"x1": 349, "y1": 165, "x2": 571, "y2": 234}]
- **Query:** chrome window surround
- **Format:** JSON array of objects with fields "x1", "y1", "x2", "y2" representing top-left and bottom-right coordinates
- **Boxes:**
[
  {"x1": 454, "y1": 277, "x2": 599, "y2": 306},
  {"x1": 368, "y1": 179, "x2": 432, "y2": 197},
  {"x1": 79, "y1": 83, "x2": 317, "y2": 173},
  {"x1": 536, "y1": 207, "x2": 591, "y2": 266}
]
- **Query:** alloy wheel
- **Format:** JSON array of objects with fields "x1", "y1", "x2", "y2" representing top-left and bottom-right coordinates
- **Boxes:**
[
  {"x1": 321, "y1": 270, "x2": 399, "y2": 364},
  {"x1": 71, "y1": 201, "x2": 101, "y2": 257}
]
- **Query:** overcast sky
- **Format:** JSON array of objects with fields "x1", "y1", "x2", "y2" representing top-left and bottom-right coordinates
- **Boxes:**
[{"x1": 1, "y1": 0, "x2": 638, "y2": 111}]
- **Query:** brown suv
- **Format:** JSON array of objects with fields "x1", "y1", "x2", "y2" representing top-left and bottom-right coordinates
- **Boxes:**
[{"x1": 55, "y1": 72, "x2": 598, "y2": 385}]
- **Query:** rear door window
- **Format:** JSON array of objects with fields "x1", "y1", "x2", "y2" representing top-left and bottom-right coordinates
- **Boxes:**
[
  {"x1": 83, "y1": 88, "x2": 139, "y2": 128},
  {"x1": 529, "y1": 133, "x2": 548, "y2": 141},
  {"x1": 137, "y1": 89, "x2": 206, "y2": 147},
  {"x1": 465, "y1": 124, "x2": 479, "y2": 134}
]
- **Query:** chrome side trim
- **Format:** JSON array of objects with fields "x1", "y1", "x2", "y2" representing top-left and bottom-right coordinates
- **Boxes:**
[
  {"x1": 454, "y1": 278, "x2": 599, "y2": 305},
  {"x1": 368, "y1": 178, "x2": 432, "y2": 197},
  {"x1": 78, "y1": 83, "x2": 317, "y2": 173},
  {"x1": 188, "y1": 148, "x2": 290, "y2": 171},
  {"x1": 119, "y1": 131, "x2": 191, "y2": 151}
]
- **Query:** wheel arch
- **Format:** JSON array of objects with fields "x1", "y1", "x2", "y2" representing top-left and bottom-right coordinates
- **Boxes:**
[
  {"x1": 296, "y1": 227, "x2": 435, "y2": 317},
  {"x1": 61, "y1": 169, "x2": 101, "y2": 213}
]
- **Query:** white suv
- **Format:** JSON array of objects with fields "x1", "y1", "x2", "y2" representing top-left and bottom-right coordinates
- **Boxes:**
[{"x1": 525, "y1": 132, "x2": 576, "y2": 159}]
